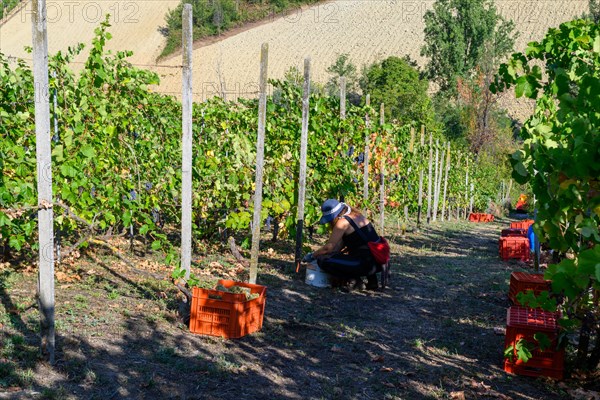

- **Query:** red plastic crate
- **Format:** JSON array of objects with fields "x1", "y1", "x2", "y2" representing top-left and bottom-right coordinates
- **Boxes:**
[
  {"x1": 469, "y1": 213, "x2": 495, "y2": 222},
  {"x1": 189, "y1": 279, "x2": 266, "y2": 339},
  {"x1": 504, "y1": 306, "x2": 564, "y2": 379},
  {"x1": 501, "y1": 228, "x2": 527, "y2": 237},
  {"x1": 509, "y1": 272, "x2": 551, "y2": 305},
  {"x1": 499, "y1": 236, "x2": 530, "y2": 261},
  {"x1": 510, "y1": 219, "x2": 534, "y2": 230}
]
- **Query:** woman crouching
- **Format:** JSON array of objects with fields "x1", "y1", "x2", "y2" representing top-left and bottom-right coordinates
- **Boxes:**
[{"x1": 306, "y1": 199, "x2": 381, "y2": 290}]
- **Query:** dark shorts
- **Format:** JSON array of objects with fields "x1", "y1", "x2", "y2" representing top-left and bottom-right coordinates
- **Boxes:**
[{"x1": 317, "y1": 253, "x2": 378, "y2": 279}]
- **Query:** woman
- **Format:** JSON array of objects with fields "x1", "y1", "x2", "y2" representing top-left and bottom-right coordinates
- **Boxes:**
[{"x1": 308, "y1": 198, "x2": 381, "y2": 290}]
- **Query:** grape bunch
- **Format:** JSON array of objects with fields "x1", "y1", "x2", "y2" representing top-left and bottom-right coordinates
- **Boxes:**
[{"x1": 355, "y1": 152, "x2": 365, "y2": 164}]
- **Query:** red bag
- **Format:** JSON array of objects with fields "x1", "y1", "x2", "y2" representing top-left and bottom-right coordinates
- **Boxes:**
[
  {"x1": 344, "y1": 216, "x2": 391, "y2": 264},
  {"x1": 368, "y1": 237, "x2": 390, "y2": 264}
]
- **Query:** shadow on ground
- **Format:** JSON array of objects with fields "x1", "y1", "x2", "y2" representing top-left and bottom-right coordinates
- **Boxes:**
[{"x1": 0, "y1": 219, "x2": 566, "y2": 399}]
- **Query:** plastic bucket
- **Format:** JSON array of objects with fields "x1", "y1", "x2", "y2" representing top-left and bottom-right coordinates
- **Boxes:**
[{"x1": 305, "y1": 261, "x2": 331, "y2": 288}]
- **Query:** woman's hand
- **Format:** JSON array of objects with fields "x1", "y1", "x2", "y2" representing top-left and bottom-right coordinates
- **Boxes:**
[{"x1": 313, "y1": 217, "x2": 349, "y2": 257}]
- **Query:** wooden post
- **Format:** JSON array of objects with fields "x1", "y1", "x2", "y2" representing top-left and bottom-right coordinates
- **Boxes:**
[
  {"x1": 51, "y1": 71, "x2": 61, "y2": 264},
  {"x1": 33, "y1": 0, "x2": 55, "y2": 364},
  {"x1": 249, "y1": 43, "x2": 269, "y2": 284},
  {"x1": 379, "y1": 162, "x2": 385, "y2": 235},
  {"x1": 441, "y1": 142, "x2": 450, "y2": 222},
  {"x1": 464, "y1": 157, "x2": 469, "y2": 218},
  {"x1": 339, "y1": 76, "x2": 346, "y2": 120},
  {"x1": 469, "y1": 183, "x2": 474, "y2": 214},
  {"x1": 533, "y1": 208, "x2": 540, "y2": 272},
  {"x1": 363, "y1": 110, "x2": 370, "y2": 204},
  {"x1": 181, "y1": 4, "x2": 193, "y2": 280},
  {"x1": 432, "y1": 140, "x2": 440, "y2": 222},
  {"x1": 366, "y1": 93, "x2": 370, "y2": 107},
  {"x1": 426, "y1": 133, "x2": 433, "y2": 224},
  {"x1": 379, "y1": 103, "x2": 385, "y2": 126},
  {"x1": 294, "y1": 57, "x2": 310, "y2": 272},
  {"x1": 416, "y1": 125, "x2": 425, "y2": 227},
  {"x1": 507, "y1": 178, "x2": 513, "y2": 208},
  {"x1": 435, "y1": 141, "x2": 445, "y2": 222}
]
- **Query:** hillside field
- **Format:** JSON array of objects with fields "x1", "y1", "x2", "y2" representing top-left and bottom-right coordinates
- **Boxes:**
[{"x1": 0, "y1": 0, "x2": 588, "y2": 121}]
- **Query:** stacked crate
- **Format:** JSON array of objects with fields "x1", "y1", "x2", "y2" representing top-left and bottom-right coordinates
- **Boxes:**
[
  {"x1": 504, "y1": 306, "x2": 564, "y2": 379},
  {"x1": 508, "y1": 272, "x2": 551, "y2": 305},
  {"x1": 501, "y1": 228, "x2": 527, "y2": 238},
  {"x1": 499, "y1": 236, "x2": 530, "y2": 261},
  {"x1": 510, "y1": 219, "x2": 534, "y2": 230}
]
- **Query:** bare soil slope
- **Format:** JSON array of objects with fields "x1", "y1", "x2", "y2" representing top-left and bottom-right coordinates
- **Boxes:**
[
  {"x1": 0, "y1": 1, "x2": 179, "y2": 66},
  {"x1": 0, "y1": 0, "x2": 588, "y2": 120}
]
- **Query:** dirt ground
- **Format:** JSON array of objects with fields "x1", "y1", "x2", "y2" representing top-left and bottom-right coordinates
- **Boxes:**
[{"x1": 1, "y1": 217, "x2": 598, "y2": 399}]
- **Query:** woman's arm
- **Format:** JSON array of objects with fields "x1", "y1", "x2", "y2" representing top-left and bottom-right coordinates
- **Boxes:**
[{"x1": 313, "y1": 218, "x2": 348, "y2": 258}]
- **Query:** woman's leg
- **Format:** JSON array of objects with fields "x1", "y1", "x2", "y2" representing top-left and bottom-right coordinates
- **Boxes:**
[{"x1": 318, "y1": 253, "x2": 374, "y2": 279}]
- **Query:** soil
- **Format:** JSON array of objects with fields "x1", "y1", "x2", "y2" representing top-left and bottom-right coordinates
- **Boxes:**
[
  {"x1": 1, "y1": 1, "x2": 587, "y2": 120},
  {"x1": 1, "y1": 217, "x2": 598, "y2": 399}
]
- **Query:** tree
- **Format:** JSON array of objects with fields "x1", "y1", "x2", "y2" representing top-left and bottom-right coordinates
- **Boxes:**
[
  {"x1": 492, "y1": 18, "x2": 600, "y2": 370},
  {"x1": 589, "y1": 0, "x2": 600, "y2": 23},
  {"x1": 421, "y1": 0, "x2": 516, "y2": 93},
  {"x1": 359, "y1": 56, "x2": 430, "y2": 125},
  {"x1": 325, "y1": 53, "x2": 358, "y2": 97}
]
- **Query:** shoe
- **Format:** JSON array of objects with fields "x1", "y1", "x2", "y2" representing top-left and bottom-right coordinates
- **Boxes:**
[
  {"x1": 366, "y1": 274, "x2": 378, "y2": 290},
  {"x1": 353, "y1": 278, "x2": 366, "y2": 291}
]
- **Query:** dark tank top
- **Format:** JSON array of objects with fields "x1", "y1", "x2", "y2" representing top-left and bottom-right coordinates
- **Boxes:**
[{"x1": 341, "y1": 218, "x2": 379, "y2": 258}]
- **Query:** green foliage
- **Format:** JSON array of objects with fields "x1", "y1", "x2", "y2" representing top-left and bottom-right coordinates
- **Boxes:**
[
  {"x1": 589, "y1": 0, "x2": 600, "y2": 23},
  {"x1": 1, "y1": 20, "x2": 509, "y2": 281},
  {"x1": 493, "y1": 18, "x2": 600, "y2": 369},
  {"x1": 516, "y1": 290, "x2": 557, "y2": 312},
  {"x1": 325, "y1": 53, "x2": 359, "y2": 97},
  {"x1": 360, "y1": 56, "x2": 431, "y2": 125},
  {"x1": 421, "y1": 0, "x2": 516, "y2": 93},
  {"x1": 160, "y1": 0, "x2": 320, "y2": 59},
  {"x1": 0, "y1": 0, "x2": 20, "y2": 19},
  {"x1": 504, "y1": 333, "x2": 553, "y2": 364}
]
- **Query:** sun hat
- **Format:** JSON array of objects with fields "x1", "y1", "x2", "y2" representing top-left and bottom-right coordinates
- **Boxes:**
[{"x1": 319, "y1": 199, "x2": 345, "y2": 224}]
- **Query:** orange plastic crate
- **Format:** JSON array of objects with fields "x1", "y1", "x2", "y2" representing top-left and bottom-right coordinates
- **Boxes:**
[
  {"x1": 501, "y1": 228, "x2": 527, "y2": 237},
  {"x1": 504, "y1": 306, "x2": 564, "y2": 379},
  {"x1": 510, "y1": 219, "x2": 534, "y2": 230},
  {"x1": 469, "y1": 213, "x2": 494, "y2": 222},
  {"x1": 190, "y1": 279, "x2": 266, "y2": 339},
  {"x1": 499, "y1": 236, "x2": 530, "y2": 261},
  {"x1": 509, "y1": 272, "x2": 551, "y2": 305}
]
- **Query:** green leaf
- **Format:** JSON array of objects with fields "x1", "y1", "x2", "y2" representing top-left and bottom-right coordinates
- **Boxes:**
[
  {"x1": 60, "y1": 164, "x2": 78, "y2": 178},
  {"x1": 151, "y1": 240, "x2": 161, "y2": 251},
  {"x1": 515, "y1": 76, "x2": 527, "y2": 98},
  {"x1": 9, "y1": 236, "x2": 22, "y2": 251},
  {"x1": 51, "y1": 144, "x2": 64, "y2": 161},
  {"x1": 504, "y1": 345, "x2": 515, "y2": 362},
  {"x1": 0, "y1": 212, "x2": 11, "y2": 227},
  {"x1": 515, "y1": 339, "x2": 532, "y2": 363},
  {"x1": 122, "y1": 211, "x2": 132, "y2": 227},
  {"x1": 534, "y1": 332, "x2": 552, "y2": 351},
  {"x1": 80, "y1": 145, "x2": 96, "y2": 158}
]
